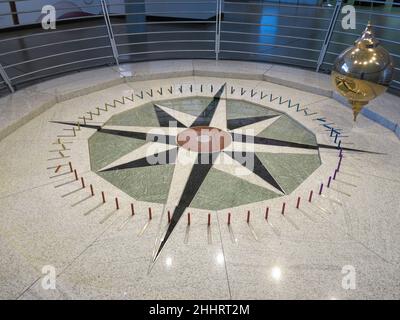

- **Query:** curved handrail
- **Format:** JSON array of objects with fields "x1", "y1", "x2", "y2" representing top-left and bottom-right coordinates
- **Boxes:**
[{"x1": 0, "y1": 0, "x2": 398, "y2": 95}]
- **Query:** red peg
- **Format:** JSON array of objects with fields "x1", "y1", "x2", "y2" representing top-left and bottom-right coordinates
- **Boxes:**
[
  {"x1": 265, "y1": 207, "x2": 269, "y2": 220},
  {"x1": 101, "y1": 191, "x2": 106, "y2": 203},
  {"x1": 281, "y1": 202, "x2": 286, "y2": 215},
  {"x1": 115, "y1": 197, "x2": 119, "y2": 210},
  {"x1": 308, "y1": 190, "x2": 313, "y2": 202},
  {"x1": 246, "y1": 210, "x2": 250, "y2": 223},
  {"x1": 319, "y1": 183, "x2": 324, "y2": 195},
  {"x1": 167, "y1": 210, "x2": 171, "y2": 223},
  {"x1": 187, "y1": 212, "x2": 191, "y2": 225},
  {"x1": 131, "y1": 203, "x2": 135, "y2": 216},
  {"x1": 228, "y1": 212, "x2": 231, "y2": 225},
  {"x1": 296, "y1": 197, "x2": 301, "y2": 209},
  {"x1": 148, "y1": 207, "x2": 152, "y2": 220},
  {"x1": 208, "y1": 213, "x2": 211, "y2": 226}
]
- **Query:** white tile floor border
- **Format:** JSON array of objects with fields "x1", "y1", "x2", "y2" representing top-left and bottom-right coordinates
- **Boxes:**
[{"x1": 1, "y1": 60, "x2": 399, "y2": 142}]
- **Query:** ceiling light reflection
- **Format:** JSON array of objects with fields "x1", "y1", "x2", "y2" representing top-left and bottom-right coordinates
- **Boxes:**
[
  {"x1": 216, "y1": 253, "x2": 224, "y2": 265},
  {"x1": 165, "y1": 257, "x2": 172, "y2": 267},
  {"x1": 271, "y1": 266, "x2": 282, "y2": 281}
]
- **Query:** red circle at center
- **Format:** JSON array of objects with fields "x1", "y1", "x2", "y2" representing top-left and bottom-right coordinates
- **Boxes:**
[{"x1": 176, "y1": 126, "x2": 232, "y2": 153}]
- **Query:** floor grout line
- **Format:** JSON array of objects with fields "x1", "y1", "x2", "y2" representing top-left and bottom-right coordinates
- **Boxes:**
[
  {"x1": 215, "y1": 211, "x2": 233, "y2": 300},
  {"x1": 0, "y1": 169, "x2": 92, "y2": 200},
  {"x1": 16, "y1": 211, "x2": 122, "y2": 300},
  {"x1": 309, "y1": 198, "x2": 394, "y2": 266}
]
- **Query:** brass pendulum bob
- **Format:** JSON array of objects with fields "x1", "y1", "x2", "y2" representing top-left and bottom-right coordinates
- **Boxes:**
[{"x1": 331, "y1": 22, "x2": 394, "y2": 121}]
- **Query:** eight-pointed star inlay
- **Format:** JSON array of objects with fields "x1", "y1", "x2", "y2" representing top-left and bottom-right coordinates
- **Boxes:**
[{"x1": 52, "y1": 83, "x2": 379, "y2": 263}]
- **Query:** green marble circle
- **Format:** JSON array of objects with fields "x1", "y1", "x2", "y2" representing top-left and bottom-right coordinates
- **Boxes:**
[{"x1": 88, "y1": 97, "x2": 320, "y2": 210}]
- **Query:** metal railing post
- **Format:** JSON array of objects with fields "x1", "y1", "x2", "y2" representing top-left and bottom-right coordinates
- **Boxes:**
[
  {"x1": 215, "y1": 0, "x2": 222, "y2": 60},
  {"x1": 0, "y1": 63, "x2": 15, "y2": 93},
  {"x1": 316, "y1": 0, "x2": 343, "y2": 72},
  {"x1": 101, "y1": 0, "x2": 119, "y2": 66}
]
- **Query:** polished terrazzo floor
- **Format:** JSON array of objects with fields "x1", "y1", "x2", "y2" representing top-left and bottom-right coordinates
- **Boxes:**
[{"x1": 0, "y1": 74, "x2": 399, "y2": 299}]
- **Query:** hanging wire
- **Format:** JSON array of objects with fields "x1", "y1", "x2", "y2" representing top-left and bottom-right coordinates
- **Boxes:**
[{"x1": 368, "y1": 0, "x2": 373, "y2": 25}]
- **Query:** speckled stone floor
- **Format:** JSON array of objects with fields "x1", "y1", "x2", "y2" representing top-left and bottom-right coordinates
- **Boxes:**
[{"x1": 0, "y1": 74, "x2": 399, "y2": 300}]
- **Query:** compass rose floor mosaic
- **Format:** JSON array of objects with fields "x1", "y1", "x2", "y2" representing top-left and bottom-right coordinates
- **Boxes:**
[{"x1": 1, "y1": 65, "x2": 400, "y2": 299}]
